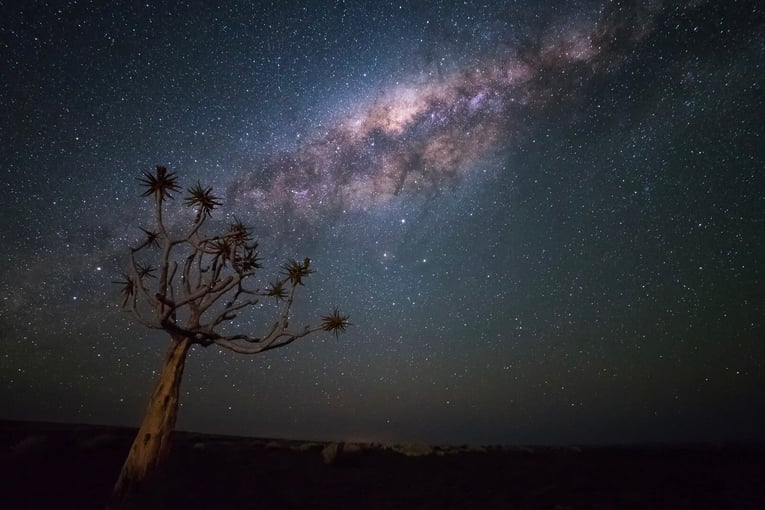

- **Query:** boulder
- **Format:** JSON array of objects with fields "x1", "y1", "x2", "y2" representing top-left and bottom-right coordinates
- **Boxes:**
[
  {"x1": 391, "y1": 443, "x2": 433, "y2": 457},
  {"x1": 322, "y1": 442, "x2": 341, "y2": 465},
  {"x1": 322, "y1": 442, "x2": 363, "y2": 466}
]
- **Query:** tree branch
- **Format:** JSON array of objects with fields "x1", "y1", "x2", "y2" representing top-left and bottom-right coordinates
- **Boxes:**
[
  {"x1": 120, "y1": 167, "x2": 349, "y2": 354},
  {"x1": 212, "y1": 325, "x2": 322, "y2": 355}
]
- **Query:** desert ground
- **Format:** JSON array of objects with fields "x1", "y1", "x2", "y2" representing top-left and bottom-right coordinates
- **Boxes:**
[{"x1": 1, "y1": 420, "x2": 763, "y2": 509}]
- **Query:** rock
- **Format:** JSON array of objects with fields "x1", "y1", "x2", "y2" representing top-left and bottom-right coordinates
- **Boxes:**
[
  {"x1": 295, "y1": 442, "x2": 321, "y2": 452},
  {"x1": 343, "y1": 443, "x2": 362, "y2": 454},
  {"x1": 391, "y1": 443, "x2": 433, "y2": 457},
  {"x1": 503, "y1": 445, "x2": 535, "y2": 454},
  {"x1": 322, "y1": 442, "x2": 363, "y2": 466},
  {"x1": 322, "y1": 442, "x2": 341, "y2": 464}
]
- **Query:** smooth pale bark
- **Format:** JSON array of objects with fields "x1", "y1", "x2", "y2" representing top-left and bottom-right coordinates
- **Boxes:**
[{"x1": 107, "y1": 336, "x2": 190, "y2": 509}]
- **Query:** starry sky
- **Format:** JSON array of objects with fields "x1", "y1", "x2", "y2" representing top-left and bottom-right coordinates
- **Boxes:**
[{"x1": 1, "y1": 1, "x2": 763, "y2": 446}]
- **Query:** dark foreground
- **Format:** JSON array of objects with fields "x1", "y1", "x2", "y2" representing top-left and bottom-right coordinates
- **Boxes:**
[{"x1": 1, "y1": 421, "x2": 763, "y2": 509}]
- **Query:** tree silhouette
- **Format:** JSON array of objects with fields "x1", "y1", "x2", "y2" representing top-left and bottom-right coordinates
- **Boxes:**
[{"x1": 108, "y1": 166, "x2": 349, "y2": 508}]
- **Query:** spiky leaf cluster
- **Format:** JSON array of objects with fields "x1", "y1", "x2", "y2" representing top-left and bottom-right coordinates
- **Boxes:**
[
  {"x1": 184, "y1": 182, "x2": 222, "y2": 218},
  {"x1": 114, "y1": 261, "x2": 157, "y2": 308},
  {"x1": 265, "y1": 280, "x2": 288, "y2": 301},
  {"x1": 135, "y1": 262, "x2": 156, "y2": 279},
  {"x1": 204, "y1": 220, "x2": 260, "y2": 275},
  {"x1": 234, "y1": 244, "x2": 262, "y2": 274},
  {"x1": 282, "y1": 258, "x2": 313, "y2": 286},
  {"x1": 320, "y1": 307, "x2": 351, "y2": 338},
  {"x1": 227, "y1": 218, "x2": 252, "y2": 244},
  {"x1": 113, "y1": 274, "x2": 136, "y2": 307},
  {"x1": 138, "y1": 165, "x2": 181, "y2": 201},
  {"x1": 138, "y1": 227, "x2": 161, "y2": 249}
]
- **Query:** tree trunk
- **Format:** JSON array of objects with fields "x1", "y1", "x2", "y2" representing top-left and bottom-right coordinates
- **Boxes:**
[{"x1": 108, "y1": 335, "x2": 191, "y2": 509}]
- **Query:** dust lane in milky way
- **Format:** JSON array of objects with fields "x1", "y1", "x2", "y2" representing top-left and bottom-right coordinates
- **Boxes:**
[{"x1": 228, "y1": 3, "x2": 661, "y2": 221}]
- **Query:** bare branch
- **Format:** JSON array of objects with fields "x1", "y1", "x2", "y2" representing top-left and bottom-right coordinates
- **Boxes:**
[
  {"x1": 210, "y1": 298, "x2": 259, "y2": 327},
  {"x1": 213, "y1": 325, "x2": 322, "y2": 355},
  {"x1": 129, "y1": 251, "x2": 158, "y2": 307}
]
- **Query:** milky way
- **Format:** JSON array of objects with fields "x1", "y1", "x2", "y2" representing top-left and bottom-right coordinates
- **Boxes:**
[{"x1": 228, "y1": 2, "x2": 661, "y2": 221}]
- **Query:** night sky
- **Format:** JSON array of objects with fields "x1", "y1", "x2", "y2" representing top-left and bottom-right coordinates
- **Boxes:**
[{"x1": 1, "y1": 1, "x2": 763, "y2": 446}]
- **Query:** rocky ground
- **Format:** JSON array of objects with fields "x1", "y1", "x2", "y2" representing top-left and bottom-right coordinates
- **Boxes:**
[{"x1": 1, "y1": 420, "x2": 763, "y2": 509}]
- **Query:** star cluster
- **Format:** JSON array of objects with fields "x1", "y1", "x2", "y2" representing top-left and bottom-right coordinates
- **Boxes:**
[{"x1": 0, "y1": 1, "x2": 762, "y2": 445}]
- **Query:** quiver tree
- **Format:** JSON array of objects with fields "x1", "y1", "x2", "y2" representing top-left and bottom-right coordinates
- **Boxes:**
[{"x1": 108, "y1": 166, "x2": 350, "y2": 508}]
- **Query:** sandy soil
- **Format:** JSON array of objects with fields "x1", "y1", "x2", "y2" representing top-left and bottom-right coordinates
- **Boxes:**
[{"x1": 1, "y1": 420, "x2": 763, "y2": 509}]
